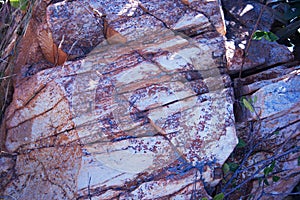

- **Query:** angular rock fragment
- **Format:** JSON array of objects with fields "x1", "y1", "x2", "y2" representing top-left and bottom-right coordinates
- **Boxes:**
[{"x1": 47, "y1": 0, "x2": 105, "y2": 57}]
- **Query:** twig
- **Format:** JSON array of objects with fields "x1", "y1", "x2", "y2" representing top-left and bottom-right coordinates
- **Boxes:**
[
  {"x1": 88, "y1": 174, "x2": 92, "y2": 200},
  {"x1": 240, "y1": 128, "x2": 298, "y2": 172},
  {"x1": 223, "y1": 146, "x2": 299, "y2": 197},
  {"x1": 238, "y1": 3, "x2": 268, "y2": 79},
  {"x1": 0, "y1": 74, "x2": 16, "y2": 80},
  {"x1": 265, "y1": 192, "x2": 300, "y2": 196},
  {"x1": 222, "y1": 117, "x2": 298, "y2": 196},
  {"x1": 0, "y1": 58, "x2": 8, "y2": 63},
  {"x1": 190, "y1": 170, "x2": 198, "y2": 200},
  {"x1": 2, "y1": 78, "x2": 11, "y2": 113}
]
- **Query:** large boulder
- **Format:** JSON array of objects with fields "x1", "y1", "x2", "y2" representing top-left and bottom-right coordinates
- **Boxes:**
[{"x1": 0, "y1": 0, "x2": 237, "y2": 199}]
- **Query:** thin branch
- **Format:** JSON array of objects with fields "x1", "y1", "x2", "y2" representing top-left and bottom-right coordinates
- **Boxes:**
[
  {"x1": 223, "y1": 146, "x2": 299, "y2": 197},
  {"x1": 88, "y1": 174, "x2": 92, "y2": 200},
  {"x1": 238, "y1": 3, "x2": 268, "y2": 79},
  {"x1": 265, "y1": 192, "x2": 300, "y2": 196},
  {"x1": 0, "y1": 74, "x2": 16, "y2": 80}
]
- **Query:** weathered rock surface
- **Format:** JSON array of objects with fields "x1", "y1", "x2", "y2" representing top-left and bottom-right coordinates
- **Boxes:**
[
  {"x1": 46, "y1": 0, "x2": 226, "y2": 57},
  {"x1": 215, "y1": 1, "x2": 300, "y2": 199},
  {"x1": 1, "y1": 0, "x2": 238, "y2": 199},
  {"x1": 47, "y1": 0, "x2": 105, "y2": 56},
  {"x1": 223, "y1": 0, "x2": 294, "y2": 73},
  {"x1": 233, "y1": 65, "x2": 300, "y2": 200}
]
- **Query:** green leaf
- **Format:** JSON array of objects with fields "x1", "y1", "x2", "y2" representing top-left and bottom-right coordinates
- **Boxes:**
[
  {"x1": 222, "y1": 163, "x2": 230, "y2": 174},
  {"x1": 9, "y1": 0, "x2": 28, "y2": 10},
  {"x1": 298, "y1": 156, "x2": 300, "y2": 166},
  {"x1": 264, "y1": 161, "x2": 275, "y2": 176},
  {"x1": 237, "y1": 138, "x2": 247, "y2": 148},
  {"x1": 270, "y1": 161, "x2": 275, "y2": 171},
  {"x1": 252, "y1": 30, "x2": 278, "y2": 42},
  {"x1": 201, "y1": 198, "x2": 208, "y2": 200},
  {"x1": 264, "y1": 33, "x2": 272, "y2": 41},
  {"x1": 253, "y1": 96, "x2": 258, "y2": 103},
  {"x1": 242, "y1": 98, "x2": 255, "y2": 112},
  {"x1": 213, "y1": 193, "x2": 225, "y2": 200},
  {"x1": 258, "y1": 177, "x2": 263, "y2": 186},
  {"x1": 264, "y1": 178, "x2": 270, "y2": 186},
  {"x1": 272, "y1": 176, "x2": 280, "y2": 182},
  {"x1": 232, "y1": 180, "x2": 237, "y2": 188},
  {"x1": 267, "y1": 32, "x2": 279, "y2": 42},
  {"x1": 273, "y1": 131, "x2": 280, "y2": 135},
  {"x1": 253, "y1": 30, "x2": 266, "y2": 40},
  {"x1": 228, "y1": 162, "x2": 239, "y2": 172},
  {"x1": 264, "y1": 167, "x2": 272, "y2": 176},
  {"x1": 9, "y1": 0, "x2": 19, "y2": 7}
]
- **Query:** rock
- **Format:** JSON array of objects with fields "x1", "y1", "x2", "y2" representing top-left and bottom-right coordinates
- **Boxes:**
[
  {"x1": 222, "y1": 0, "x2": 294, "y2": 73},
  {"x1": 1, "y1": 0, "x2": 238, "y2": 199},
  {"x1": 215, "y1": 1, "x2": 300, "y2": 199},
  {"x1": 47, "y1": 0, "x2": 105, "y2": 56},
  {"x1": 0, "y1": 153, "x2": 16, "y2": 191},
  {"x1": 225, "y1": 39, "x2": 293, "y2": 73},
  {"x1": 222, "y1": 0, "x2": 274, "y2": 30},
  {"x1": 236, "y1": 64, "x2": 300, "y2": 121},
  {"x1": 234, "y1": 93, "x2": 300, "y2": 199},
  {"x1": 226, "y1": 59, "x2": 300, "y2": 199},
  {"x1": 249, "y1": 69, "x2": 300, "y2": 120},
  {"x1": 46, "y1": 0, "x2": 227, "y2": 58},
  {"x1": 9, "y1": 0, "x2": 66, "y2": 77},
  {"x1": 240, "y1": 66, "x2": 300, "y2": 199}
]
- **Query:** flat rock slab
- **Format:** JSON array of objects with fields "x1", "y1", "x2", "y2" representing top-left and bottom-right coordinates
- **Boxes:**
[{"x1": 2, "y1": 0, "x2": 237, "y2": 199}]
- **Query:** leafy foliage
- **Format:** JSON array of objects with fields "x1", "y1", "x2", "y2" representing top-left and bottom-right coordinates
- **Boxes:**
[
  {"x1": 222, "y1": 163, "x2": 230, "y2": 174},
  {"x1": 260, "y1": 161, "x2": 281, "y2": 186},
  {"x1": 272, "y1": 175, "x2": 280, "y2": 182},
  {"x1": 241, "y1": 97, "x2": 256, "y2": 113},
  {"x1": 273, "y1": 131, "x2": 280, "y2": 135},
  {"x1": 9, "y1": 0, "x2": 28, "y2": 10},
  {"x1": 236, "y1": 138, "x2": 247, "y2": 148},
  {"x1": 263, "y1": 161, "x2": 275, "y2": 177},
  {"x1": 223, "y1": 162, "x2": 239, "y2": 174},
  {"x1": 213, "y1": 193, "x2": 225, "y2": 200},
  {"x1": 253, "y1": 30, "x2": 279, "y2": 42}
]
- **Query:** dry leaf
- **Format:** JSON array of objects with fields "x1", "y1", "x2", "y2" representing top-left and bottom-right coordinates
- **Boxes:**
[
  {"x1": 55, "y1": 46, "x2": 68, "y2": 66},
  {"x1": 104, "y1": 19, "x2": 127, "y2": 44},
  {"x1": 181, "y1": 0, "x2": 190, "y2": 6},
  {"x1": 106, "y1": 27, "x2": 127, "y2": 44},
  {"x1": 37, "y1": 30, "x2": 67, "y2": 65}
]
